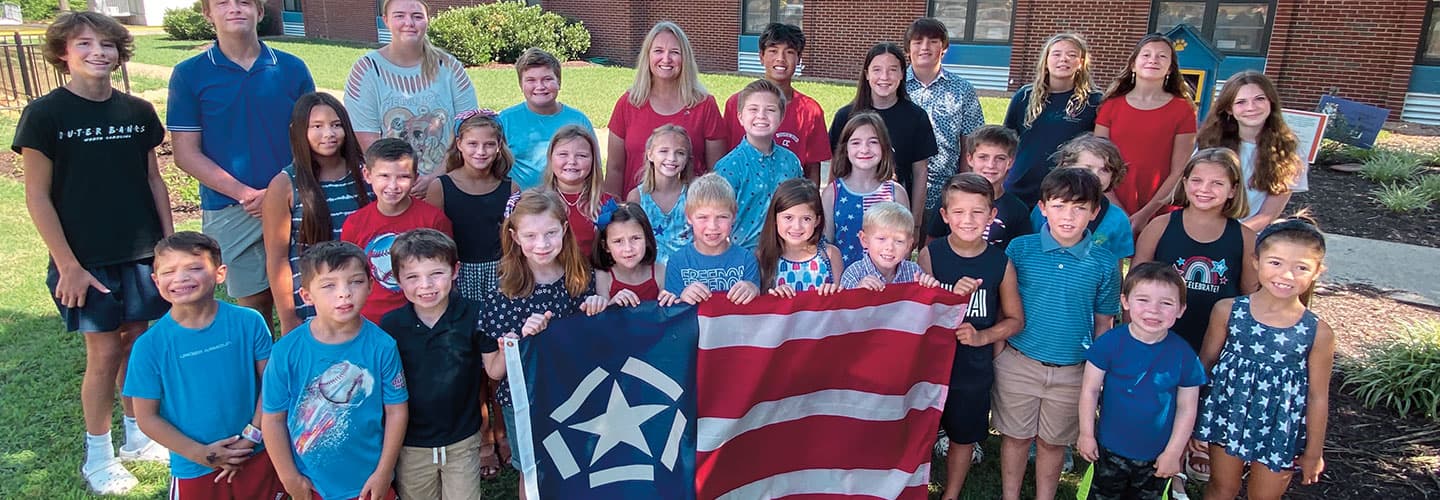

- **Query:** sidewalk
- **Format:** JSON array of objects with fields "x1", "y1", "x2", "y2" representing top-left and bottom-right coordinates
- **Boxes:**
[{"x1": 1323, "y1": 234, "x2": 1440, "y2": 307}]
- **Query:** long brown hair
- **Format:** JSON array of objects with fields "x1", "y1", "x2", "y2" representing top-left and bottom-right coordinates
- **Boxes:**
[
  {"x1": 1196, "y1": 71, "x2": 1301, "y2": 196},
  {"x1": 1103, "y1": 33, "x2": 1194, "y2": 105},
  {"x1": 444, "y1": 112, "x2": 514, "y2": 179},
  {"x1": 288, "y1": 92, "x2": 370, "y2": 246},
  {"x1": 830, "y1": 111, "x2": 896, "y2": 183},
  {"x1": 757, "y1": 179, "x2": 826, "y2": 289},
  {"x1": 1025, "y1": 33, "x2": 1095, "y2": 128},
  {"x1": 1169, "y1": 147, "x2": 1250, "y2": 219},
  {"x1": 542, "y1": 125, "x2": 605, "y2": 219},
  {"x1": 498, "y1": 189, "x2": 591, "y2": 299},
  {"x1": 853, "y1": 43, "x2": 909, "y2": 112}
]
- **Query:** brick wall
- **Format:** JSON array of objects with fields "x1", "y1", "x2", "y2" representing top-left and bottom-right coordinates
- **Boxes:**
[
  {"x1": 804, "y1": 0, "x2": 929, "y2": 80},
  {"x1": 304, "y1": 0, "x2": 379, "y2": 43},
  {"x1": 1008, "y1": 0, "x2": 1152, "y2": 92},
  {"x1": 1265, "y1": 0, "x2": 1426, "y2": 112}
]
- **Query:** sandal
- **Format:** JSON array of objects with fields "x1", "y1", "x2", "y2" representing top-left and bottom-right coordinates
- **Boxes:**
[
  {"x1": 1185, "y1": 448, "x2": 1212, "y2": 482},
  {"x1": 81, "y1": 459, "x2": 138, "y2": 495},
  {"x1": 478, "y1": 440, "x2": 501, "y2": 480}
]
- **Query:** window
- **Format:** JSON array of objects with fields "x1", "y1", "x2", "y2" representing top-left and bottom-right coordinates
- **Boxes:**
[
  {"x1": 929, "y1": 0, "x2": 1013, "y2": 42},
  {"x1": 283, "y1": 0, "x2": 300, "y2": 12},
  {"x1": 1152, "y1": 0, "x2": 1274, "y2": 55},
  {"x1": 1422, "y1": 0, "x2": 1440, "y2": 64},
  {"x1": 742, "y1": 0, "x2": 803, "y2": 34}
]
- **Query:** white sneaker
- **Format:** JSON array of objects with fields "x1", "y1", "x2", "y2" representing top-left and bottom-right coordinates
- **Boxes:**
[
  {"x1": 117, "y1": 439, "x2": 169, "y2": 463},
  {"x1": 971, "y1": 445, "x2": 984, "y2": 464},
  {"x1": 81, "y1": 458, "x2": 138, "y2": 495}
]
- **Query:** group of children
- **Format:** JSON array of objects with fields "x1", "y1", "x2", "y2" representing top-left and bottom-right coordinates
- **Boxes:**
[{"x1": 17, "y1": 5, "x2": 1333, "y2": 500}]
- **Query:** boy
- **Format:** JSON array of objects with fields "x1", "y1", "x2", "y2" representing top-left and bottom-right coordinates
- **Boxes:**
[
  {"x1": 1078, "y1": 262, "x2": 1204, "y2": 500},
  {"x1": 996, "y1": 167, "x2": 1120, "y2": 500},
  {"x1": 1030, "y1": 137, "x2": 1135, "y2": 261},
  {"x1": 168, "y1": 0, "x2": 315, "y2": 329},
  {"x1": 715, "y1": 79, "x2": 804, "y2": 252},
  {"x1": 661, "y1": 173, "x2": 761, "y2": 306},
  {"x1": 499, "y1": 48, "x2": 596, "y2": 190},
  {"x1": 262, "y1": 241, "x2": 409, "y2": 500},
  {"x1": 13, "y1": 12, "x2": 172, "y2": 494},
  {"x1": 905, "y1": 18, "x2": 985, "y2": 228},
  {"x1": 932, "y1": 125, "x2": 1033, "y2": 249},
  {"x1": 124, "y1": 232, "x2": 285, "y2": 498},
  {"x1": 380, "y1": 229, "x2": 505, "y2": 499},
  {"x1": 722, "y1": 23, "x2": 830, "y2": 186},
  {"x1": 839, "y1": 202, "x2": 940, "y2": 290},
  {"x1": 342, "y1": 138, "x2": 453, "y2": 326}
]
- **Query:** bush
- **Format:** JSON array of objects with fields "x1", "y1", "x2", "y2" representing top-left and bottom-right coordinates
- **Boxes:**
[
  {"x1": 163, "y1": 2, "x2": 215, "y2": 41},
  {"x1": 1370, "y1": 183, "x2": 1431, "y2": 213},
  {"x1": 18, "y1": 0, "x2": 58, "y2": 21},
  {"x1": 1359, "y1": 149, "x2": 1426, "y2": 184},
  {"x1": 1342, "y1": 320, "x2": 1440, "y2": 420},
  {"x1": 1417, "y1": 175, "x2": 1440, "y2": 203},
  {"x1": 1315, "y1": 139, "x2": 1372, "y2": 166},
  {"x1": 429, "y1": 1, "x2": 590, "y2": 66}
]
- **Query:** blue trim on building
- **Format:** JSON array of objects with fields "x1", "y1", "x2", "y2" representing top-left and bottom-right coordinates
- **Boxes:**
[
  {"x1": 940, "y1": 43, "x2": 1011, "y2": 67},
  {"x1": 282, "y1": 11, "x2": 303, "y2": 22},
  {"x1": 739, "y1": 34, "x2": 760, "y2": 52},
  {"x1": 1410, "y1": 65, "x2": 1440, "y2": 93},
  {"x1": 1216, "y1": 56, "x2": 1265, "y2": 82}
]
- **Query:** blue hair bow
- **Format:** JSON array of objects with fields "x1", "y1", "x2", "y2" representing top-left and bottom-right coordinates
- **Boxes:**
[{"x1": 596, "y1": 198, "x2": 620, "y2": 230}]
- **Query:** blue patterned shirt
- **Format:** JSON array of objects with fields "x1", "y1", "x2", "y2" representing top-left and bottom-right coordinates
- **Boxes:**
[
  {"x1": 906, "y1": 68, "x2": 986, "y2": 210},
  {"x1": 714, "y1": 139, "x2": 803, "y2": 251},
  {"x1": 1005, "y1": 228, "x2": 1122, "y2": 365},
  {"x1": 839, "y1": 254, "x2": 924, "y2": 288}
]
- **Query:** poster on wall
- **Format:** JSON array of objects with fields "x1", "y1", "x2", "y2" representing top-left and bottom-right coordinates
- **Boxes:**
[
  {"x1": 1316, "y1": 95, "x2": 1388, "y2": 149},
  {"x1": 1282, "y1": 109, "x2": 1329, "y2": 164}
]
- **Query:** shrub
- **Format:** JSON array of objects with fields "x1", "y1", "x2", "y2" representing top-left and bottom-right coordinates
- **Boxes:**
[
  {"x1": 429, "y1": 1, "x2": 590, "y2": 66},
  {"x1": 1315, "y1": 139, "x2": 1372, "y2": 166},
  {"x1": 1370, "y1": 183, "x2": 1431, "y2": 213},
  {"x1": 1342, "y1": 320, "x2": 1440, "y2": 420},
  {"x1": 19, "y1": 0, "x2": 58, "y2": 21},
  {"x1": 1359, "y1": 149, "x2": 1426, "y2": 184},
  {"x1": 1417, "y1": 175, "x2": 1440, "y2": 203},
  {"x1": 163, "y1": 2, "x2": 215, "y2": 41}
]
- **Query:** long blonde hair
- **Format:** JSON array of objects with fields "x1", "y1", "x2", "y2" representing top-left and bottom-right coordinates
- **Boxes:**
[
  {"x1": 1025, "y1": 33, "x2": 1095, "y2": 128},
  {"x1": 498, "y1": 189, "x2": 591, "y2": 299},
  {"x1": 381, "y1": 0, "x2": 445, "y2": 81},
  {"x1": 542, "y1": 125, "x2": 606, "y2": 219},
  {"x1": 627, "y1": 22, "x2": 709, "y2": 108},
  {"x1": 1170, "y1": 147, "x2": 1251, "y2": 219},
  {"x1": 641, "y1": 124, "x2": 694, "y2": 193}
]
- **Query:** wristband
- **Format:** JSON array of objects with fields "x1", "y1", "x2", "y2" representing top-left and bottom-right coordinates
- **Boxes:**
[{"x1": 241, "y1": 424, "x2": 263, "y2": 444}]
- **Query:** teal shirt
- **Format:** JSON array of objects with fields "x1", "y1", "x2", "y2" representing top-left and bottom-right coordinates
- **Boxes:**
[
  {"x1": 713, "y1": 139, "x2": 803, "y2": 251},
  {"x1": 498, "y1": 103, "x2": 594, "y2": 190},
  {"x1": 1005, "y1": 228, "x2": 1122, "y2": 365}
]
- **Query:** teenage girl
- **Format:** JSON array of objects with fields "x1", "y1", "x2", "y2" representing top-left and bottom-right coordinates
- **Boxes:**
[
  {"x1": 542, "y1": 125, "x2": 615, "y2": 257},
  {"x1": 627, "y1": 124, "x2": 694, "y2": 265},
  {"x1": 822, "y1": 111, "x2": 908, "y2": 267},
  {"x1": 1193, "y1": 216, "x2": 1334, "y2": 500},
  {"x1": 1096, "y1": 33, "x2": 1198, "y2": 234},
  {"x1": 1003, "y1": 33, "x2": 1103, "y2": 207},
  {"x1": 758, "y1": 178, "x2": 845, "y2": 297},
  {"x1": 426, "y1": 110, "x2": 517, "y2": 300},
  {"x1": 592, "y1": 201, "x2": 668, "y2": 305},
  {"x1": 263, "y1": 92, "x2": 371, "y2": 334},
  {"x1": 1197, "y1": 71, "x2": 1307, "y2": 232}
]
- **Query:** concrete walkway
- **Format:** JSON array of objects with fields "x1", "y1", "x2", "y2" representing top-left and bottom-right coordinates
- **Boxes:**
[{"x1": 1323, "y1": 234, "x2": 1440, "y2": 307}]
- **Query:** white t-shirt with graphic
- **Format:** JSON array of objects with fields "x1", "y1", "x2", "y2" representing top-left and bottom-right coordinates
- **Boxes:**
[{"x1": 345, "y1": 49, "x2": 478, "y2": 177}]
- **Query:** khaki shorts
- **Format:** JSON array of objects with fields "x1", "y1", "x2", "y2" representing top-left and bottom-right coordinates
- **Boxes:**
[
  {"x1": 991, "y1": 344, "x2": 1084, "y2": 445},
  {"x1": 396, "y1": 432, "x2": 485, "y2": 500},
  {"x1": 201, "y1": 205, "x2": 268, "y2": 298}
]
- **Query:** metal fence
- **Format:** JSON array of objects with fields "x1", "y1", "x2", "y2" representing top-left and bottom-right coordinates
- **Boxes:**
[{"x1": 0, "y1": 32, "x2": 130, "y2": 110}]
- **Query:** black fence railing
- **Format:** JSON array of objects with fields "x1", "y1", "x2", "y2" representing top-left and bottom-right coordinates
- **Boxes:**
[{"x1": 0, "y1": 32, "x2": 130, "y2": 110}]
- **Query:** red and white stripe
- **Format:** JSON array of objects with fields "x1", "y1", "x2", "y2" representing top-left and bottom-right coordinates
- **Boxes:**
[{"x1": 695, "y1": 285, "x2": 968, "y2": 500}]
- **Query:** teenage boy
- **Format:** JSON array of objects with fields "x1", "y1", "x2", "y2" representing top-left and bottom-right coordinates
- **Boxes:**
[
  {"x1": 660, "y1": 173, "x2": 761, "y2": 306},
  {"x1": 722, "y1": 23, "x2": 830, "y2": 186},
  {"x1": 342, "y1": 139, "x2": 454, "y2": 326},
  {"x1": 168, "y1": 0, "x2": 315, "y2": 330},
  {"x1": 1078, "y1": 262, "x2": 1205, "y2": 500},
  {"x1": 714, "y1": 79, "x2": 803, "y2": 252},
  {"x1": 14, "y1": 12, "x2": 172, "y2": 494},
  {"x1": 262, "y1": 241, "x2": 409, "y2": 500},
  {"x1": 124, "y1": 232, "x2": 285, "y2": 498},
  {"x1": 839, "y1": 202, "x2": 941, "y2": 290},
  {"x1": 995, "y1": 167, "x2": 1121, "y2": 500},
  {"x1": 381, "y1": 229, "x2": 506, "y2": 499},
  {"x1": 932, "y1": 125, "x2": 1033, "y2": 249},
  {"x1": 499, "y1": 47, "x2": 596, "y2": 190},
  {"x1": 905, "y1": 18, "x2": 986, "y2": 231}
]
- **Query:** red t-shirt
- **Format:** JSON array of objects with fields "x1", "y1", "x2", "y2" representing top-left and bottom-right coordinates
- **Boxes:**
[
  {"x1": 723, "y1": 89, "x2": 832, "y2": 166},
  {"x1": 561, "y1": 191, "x2": 617, "y2": 258},
  {"x1": 609, "y1": 92, "x2": 727, "y2": 195},
  {"x1": 1096, "y1": 96, "x2": 1198, "y2": 213},
  {"x1": 340, "y1": 198, "x2": 454, "y2": 325}
]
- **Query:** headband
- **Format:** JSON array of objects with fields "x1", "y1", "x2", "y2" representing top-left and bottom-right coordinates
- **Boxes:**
[{"x1": 453, "y1": 108, "x2": 499, "y2": 136}]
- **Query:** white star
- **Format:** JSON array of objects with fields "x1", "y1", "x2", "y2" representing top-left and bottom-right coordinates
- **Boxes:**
[
  {"x1": 1294, "y1": 323, "x2": 1310, "y2": 336},
  {"x1": 1233, "y1": 307, "x2": 1247, "y2": 319},
  {"x1": 1251, "y1": 324, "x2": 1267, "y2": 337},
  {"x1": 1271, "y1": 351, "x2": 1286, "y2": 363},
  {"x1": 569, "y1": 382, "x2": 667, "y2": 465},
  {"x1": 1230, "y1": 324, "x2": 1241, "y2": 336}
]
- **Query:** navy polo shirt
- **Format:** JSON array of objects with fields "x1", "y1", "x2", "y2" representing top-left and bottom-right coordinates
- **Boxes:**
[
  {"x1": 167, "y1": 42, "x2": 315, "y2": 210},
  {"x1": 1005, "y1": 227, "x2": 1122, "y2": 365}
]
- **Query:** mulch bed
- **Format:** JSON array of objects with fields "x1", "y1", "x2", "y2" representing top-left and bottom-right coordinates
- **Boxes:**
[{"x1": 1289, "y1": 162, "x2": 1440, "y2": 249}]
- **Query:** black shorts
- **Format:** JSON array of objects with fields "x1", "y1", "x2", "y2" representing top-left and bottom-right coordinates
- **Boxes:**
[
  {"x1": 1088, "y1": 446, "x2": 1171, "y2": 500},
  {"x1": 941, "y1": 344, "x2": 995, "y2": 444},
  {"x1": 46, "y1": 258, "x2": 168, "y2": 332}
]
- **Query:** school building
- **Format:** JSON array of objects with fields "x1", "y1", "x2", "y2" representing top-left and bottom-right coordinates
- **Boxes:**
[{"x1": 285, "y1": 0, "x2": 1440, "y2": 124}]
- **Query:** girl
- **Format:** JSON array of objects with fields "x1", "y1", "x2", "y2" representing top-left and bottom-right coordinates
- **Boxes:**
[
  {"x1": 627, "y1": 124, "x2": 694, "y2": 265},
  {"x1": 1003, "y1": 33, "x2": 1104, "y2": 207},
  {"x1": 822, "y1": 111, "x2": 909, "y2": 267},
  {"x1": 483, "y1": 189, "x2": 606, "y2": 499},
  {"x1": 1194, "y1": 216, "x2": 1334, "y2": 500},
  {"x1": 346, "y1": 0, "x2": 478, "y2": 196},
  {"x1": 541, "y1": 125, "x2": 615, "y2": 257},
  {"x1": 262, "y1": 92, "x2": 370, "y2": 334},
  {"x1": 758, "y1": 179, "x2": 845, "y2": 297},
  {"x1": 1029, "y1": 134, "x2": 1133, "y2": 261},
  {"x1": 426, "y1": 110, "x2": 517, "y2": 300},
  {"x1": 1198, "y1": 71, "x2": 1307, "y2": 232},
  {"x1": 604, "y1": 22, "x2": 727, "y2": 197},
  {"x1": 828, "y1": 43, "x2": 936, "y2": 223},
  {"x1": 1096, "y1": 33, "x2": 1197, "y2": 234},
  {"x1": 592, "y1": 200, "x2": 669, "y2": 305}
]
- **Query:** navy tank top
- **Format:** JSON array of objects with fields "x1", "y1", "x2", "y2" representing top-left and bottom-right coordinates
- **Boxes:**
[
  {"x1": 1153, "y1": 209, "x2": 1244, "y2": 352},
  {"x1": 439, "y1": 175, "x2": 510, "y2": 263},
  {"x1": 926, "y1": 238, "x2": 1008, "y2": 388}
]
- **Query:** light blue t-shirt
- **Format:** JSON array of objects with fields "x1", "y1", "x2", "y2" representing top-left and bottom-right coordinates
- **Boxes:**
[
  {"x1": 714, "y1": 139, "x2": 803, "y2": 251},
  {"x1": 1029, "y1": 197, "x2": 1135, "y2": 260},
  {"x1": 122, "y1": 302, "x2": 272, "y2": 480},
  {"x1": 262, "y1": 320, "x2": 408, "y2": 499},
  {"x1": 1087, "y1": 324, "x2": 1207, "y2": 461},
  {"x1": 663, "y1": 241, "x2": 760, "y2": 295},
  {"x1": 498, "y1": 103, "x2": 595, "y2": 190}
]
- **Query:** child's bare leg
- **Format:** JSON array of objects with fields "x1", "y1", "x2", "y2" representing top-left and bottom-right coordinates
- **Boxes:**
[
  {"x1": 1204, "y1": 444, "x2": 1246, "y2": 500},
  {"x1": 1000, "y1": 435, "x2": 1031, "y2": 500},
  {"x1": 1245, "y1": 462, "x2": 1296, "y2": 500},
  {"x1": 114, "y1": 322, "x2": 145, "y2": 417},
  {"x1": 942, "y1": 440, "x2": 976, "y2": 499},
  {"x1": 1033, "y1": 438, "x2": 1067, "y2": 500},
  {"x1": 82, "y1": 330, "x2": 126, "y2": 436}
]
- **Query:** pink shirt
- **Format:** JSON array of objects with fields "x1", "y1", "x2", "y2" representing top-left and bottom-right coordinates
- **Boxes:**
[
  {"x1": 609, "y1": 92, "x2": 727, "y2": 195},
  {"x1": 723, "y1": 89, "x2": 832, "y2": 166},
  {"x1": 1096, "y1": 96, "x2": 1197, "y2": 213}
]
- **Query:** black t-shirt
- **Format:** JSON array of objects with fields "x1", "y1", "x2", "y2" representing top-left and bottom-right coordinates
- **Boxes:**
[
  {"x1": 829, "y1": 101, "x2": 940, "y2": 196},
  {"x1": 381, "y1": 294, "x2": 499, "y2": 447},
  {"x1": 12, "y1": 87, "x2": 165, "y2": 267},
  {"x1": 1003, "y1": 86, "x2": 1102, "y2": 207},
  {"x1": 985, "y1": 192, "x2": 1033, "y2": 250}
]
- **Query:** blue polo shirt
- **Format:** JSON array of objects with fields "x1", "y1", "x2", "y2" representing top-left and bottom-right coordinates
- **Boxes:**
[
  {"x1": 1005, "y1": 227, "x2": 1121, "y2": 365},
  {"x1": 167, "y1": 42, "x2": 315, "y2": 210},
  {"x1": 713, "y1": 139, "x2": 802, "y2": 251}
]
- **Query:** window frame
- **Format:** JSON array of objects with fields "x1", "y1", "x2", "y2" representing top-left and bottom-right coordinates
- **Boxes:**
[
  {"x1": 926, "y1": 0, "x2": 1015, "y2": 45},
  {"x1": 283, "y1": 0, "x2": 301, "y2": 12},
  {"x1": 740, "y1": 0, "x2": 802, "y2": 35},
  {"x1": 1421, "y1": 0, "x2": 1440, "y2": 65},
  {"x1": 1149, "y1": 0, "x2": 1277, "y2": 56}
]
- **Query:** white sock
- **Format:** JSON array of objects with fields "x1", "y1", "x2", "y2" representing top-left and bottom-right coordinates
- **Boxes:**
[
  {"x1": 85, "y1": 432, "x2": 115, "y2": 467},
  {"x1": 123, "y1": 416, "x2": 148, "y2": 448}
]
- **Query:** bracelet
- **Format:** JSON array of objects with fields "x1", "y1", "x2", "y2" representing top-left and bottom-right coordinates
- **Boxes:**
[{"x1": 241, "y1": 424, "x2": 263, "y2": 443}]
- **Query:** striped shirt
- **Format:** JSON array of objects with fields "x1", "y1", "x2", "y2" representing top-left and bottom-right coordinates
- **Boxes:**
[
  {"x1": 284, "y1": 165, "x2": 366, "y2": 321},
  {"x1": 1005, "y1": 227, "x2": 1121, "y2": 365}
]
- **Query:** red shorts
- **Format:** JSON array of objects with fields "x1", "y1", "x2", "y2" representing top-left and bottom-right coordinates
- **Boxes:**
[{"x1": 169, "y1": 449, "x2": 286, "y2": 500}]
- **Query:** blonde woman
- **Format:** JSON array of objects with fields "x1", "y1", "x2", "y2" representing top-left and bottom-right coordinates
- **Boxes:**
[{"x1": 1002, "y1": 33, "x2": 1103, "y2": 207}]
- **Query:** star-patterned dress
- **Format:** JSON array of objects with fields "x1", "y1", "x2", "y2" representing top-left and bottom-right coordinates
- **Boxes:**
[
  {"x1": 639, "y1": 188, "x2": 691, "y2": 265},
  {"x1": 832, "y1": 177, "x2": 901, "y2": 267},
  {"x1": 1195, "y1": 295, "x2": 1320, "y2": 472},
  {"x1": 481, "y1": 276, "x2": 595, "y2": 407}
]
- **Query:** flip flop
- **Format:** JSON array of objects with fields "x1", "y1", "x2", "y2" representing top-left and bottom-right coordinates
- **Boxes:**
[
  {"x1": 479, "y1": 440, "x2": 501, "y2": 480},
  {"x1": 81, "y1": 459, "x2": 138, "y2": 496},
  {"x1": 1185, "y1": 448, "x2": 1212, "y2": 482}
]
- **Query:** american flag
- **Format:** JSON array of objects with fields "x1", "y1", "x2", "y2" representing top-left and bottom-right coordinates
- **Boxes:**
[{"x1": 694, "y1": 285, "x2": 969, "y2": 499}]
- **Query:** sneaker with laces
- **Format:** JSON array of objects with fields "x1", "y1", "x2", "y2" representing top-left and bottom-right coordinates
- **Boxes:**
[{"x1": 117, "y1": 439, "x2": 169, "y2": 463}]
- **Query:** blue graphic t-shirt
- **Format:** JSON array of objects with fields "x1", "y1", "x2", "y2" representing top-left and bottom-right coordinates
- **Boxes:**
[
  {"x1": 262, "y1": 320, "x2": 408, "y2": 499},
  {"x1": 123, "y1": 302, "x2": 272, "y2": 480},
  {"x1": 663, "y1": 242, "x2": 760, "y2": 295}
]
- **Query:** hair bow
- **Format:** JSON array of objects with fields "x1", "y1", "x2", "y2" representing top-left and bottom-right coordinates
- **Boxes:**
[
  {"x1": 596, "y1": 198, "x2": 620, "y2": 231},
  {"x1": 453, "y1": 108, "x2": 500, "y2": 136}
]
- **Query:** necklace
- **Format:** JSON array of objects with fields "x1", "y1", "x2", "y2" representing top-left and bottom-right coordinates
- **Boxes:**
[{"x1": 559, "y1": 190, "x2": 583, "y2": 208}]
